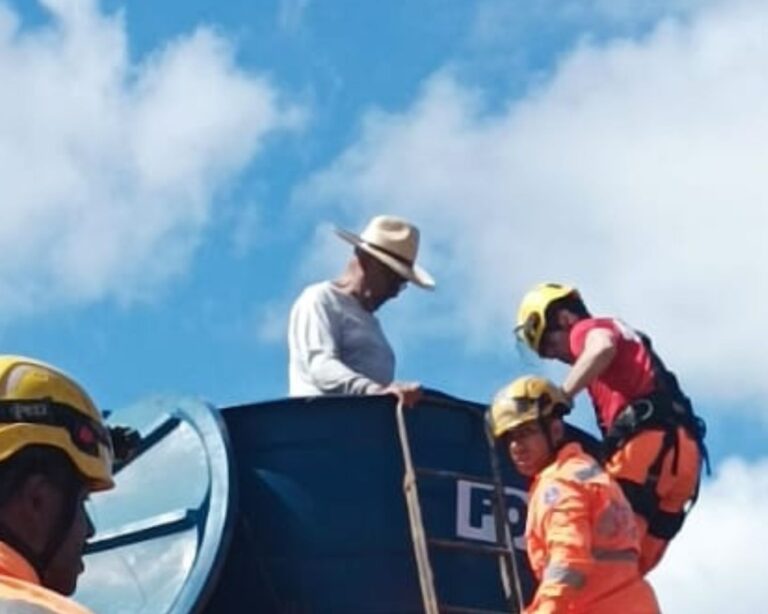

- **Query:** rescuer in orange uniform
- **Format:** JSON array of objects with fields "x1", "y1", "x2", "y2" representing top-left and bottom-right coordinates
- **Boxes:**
[
  {"x1": 491, "y1": 375, "x2": 659, "y2": 614},
  {"x1": 0, "y1": 355, "x2": 115, "y2": 613},
  {"x1": 516, "y1": 283, "x2": 708, "y2": 573}
]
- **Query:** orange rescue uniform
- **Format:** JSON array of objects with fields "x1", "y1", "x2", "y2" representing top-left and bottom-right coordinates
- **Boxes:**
[
  {"x1": 0, "y1": 541, "x2": 94, "y2": 614},
  {"x1": 525, "y1": 442, "x2": 659, "y2": 614}
]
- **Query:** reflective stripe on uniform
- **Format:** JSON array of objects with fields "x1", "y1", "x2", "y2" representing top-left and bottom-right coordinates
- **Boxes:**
[
  {"x1": 543, "y1": 562, "x2": 586, "y2": 589},
  {"x1": 0, "y1": 597, "x2": 57, "y2": 613},
  {"x1": 592, "y1": 547, "x2": 638, "y2": 562},
  {"x1": 573, "y1": 464, "x2": 603, "y2": 482}
]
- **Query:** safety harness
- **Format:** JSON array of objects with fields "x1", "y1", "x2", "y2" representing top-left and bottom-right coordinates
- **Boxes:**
[{"x1": 603, "y1": 333, "x2": 710, "y2": 541}]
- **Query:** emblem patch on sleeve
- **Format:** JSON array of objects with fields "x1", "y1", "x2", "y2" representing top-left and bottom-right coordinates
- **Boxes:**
[{"x1": 542, "y1": 485, "x2": 560, "y2": 506}]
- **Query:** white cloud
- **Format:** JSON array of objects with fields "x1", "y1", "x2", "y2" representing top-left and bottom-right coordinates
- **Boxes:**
[
  {"x1": 297, "y1": 0, "x2": 768, "y2": 407},
  {"x1": 650, "y1": 456, "x2": 768, "y2": 613},
  {"x1": 466, "y1": 0, "x2": 714, "y2": 68},
  {"x1": 0, "y1": 0, "x2": 302, "y2": 320},
  {"x1": 277, "y1": 0, "x2": 311, "y2": 34}
]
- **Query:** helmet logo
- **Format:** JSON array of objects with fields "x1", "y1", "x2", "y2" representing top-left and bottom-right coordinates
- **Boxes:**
[
  {"x1": 9, "y1": 402, "x2": 49, "y2": 421},
  {"x1": 510, "y1": 397, "x2": 531, "y2": 414}
]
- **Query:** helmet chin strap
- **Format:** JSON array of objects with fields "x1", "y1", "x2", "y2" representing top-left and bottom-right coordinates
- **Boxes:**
[
  {"x1": 0, "y1": 520, "x2": 47, "y2": 579},
  {"x1": 539, "y1": 415, "x2": 564, "y2": 461},
  {"x1": 36, "y1": 480, "x2": 81, "y2": 586}
]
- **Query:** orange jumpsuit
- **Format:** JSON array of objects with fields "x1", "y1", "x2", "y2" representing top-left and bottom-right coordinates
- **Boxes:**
[
  {"x1": 525, "y1": 442, "x2": 659, "y2": 614},
  {"x1": 606, "y1": 427, "x2": 701, "y2": 573},
  {"x1": 0, "y1": 541, "x2": 94, "y2": 614}
]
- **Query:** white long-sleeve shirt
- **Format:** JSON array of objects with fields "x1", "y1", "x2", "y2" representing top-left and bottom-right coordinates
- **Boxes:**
[{"x1": 288, "y1": 281, "x2": 395, "y2": 396}]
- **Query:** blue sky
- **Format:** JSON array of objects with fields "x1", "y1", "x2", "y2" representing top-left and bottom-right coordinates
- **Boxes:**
[{"x1": 1, "y1": 0, "x2": 767, "y2": 610}]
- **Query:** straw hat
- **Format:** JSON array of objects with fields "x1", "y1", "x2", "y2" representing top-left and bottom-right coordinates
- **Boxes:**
[{"x1": 335, "y1": 215, "x2": 435, "y2": 289}]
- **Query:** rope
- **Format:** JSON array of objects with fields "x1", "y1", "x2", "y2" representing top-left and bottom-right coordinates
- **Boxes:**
[
  {"x1": 396, "y1": 399, "x2": 440, "y2": 614},
  {"x1": 484, "y1": 417, "x2": 526, "y2": 614}
]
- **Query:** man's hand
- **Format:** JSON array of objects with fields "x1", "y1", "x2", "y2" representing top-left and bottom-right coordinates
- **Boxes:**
[
  {"x1": 381, "y1": 381, "x2": 423, "y2": 408},
  {"x1": 559, "y1": 387, "x2": 574, "y2": 409}
]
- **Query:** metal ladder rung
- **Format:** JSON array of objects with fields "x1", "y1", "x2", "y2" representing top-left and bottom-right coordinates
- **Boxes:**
[
  {"x1": 396, "y1": 399, "x2": 524, "y2": 613},
  {"x1": 427, "y1": 538, "x2": 513, "y2": 557},
  {"x1": 415, "y1": 466, "x2": 495, "y2": 485}
]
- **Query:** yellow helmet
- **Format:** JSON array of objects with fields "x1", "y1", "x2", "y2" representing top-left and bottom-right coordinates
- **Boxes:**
[
  {"x1": 490, "y1": 375, "x2": 570, "y2": 438},
  {"x1": 516, "y1": 283, "x2": 579, "y2": 354},
  {"x1": 0, "y1": 356, "x2": 114, "y2": 492}
]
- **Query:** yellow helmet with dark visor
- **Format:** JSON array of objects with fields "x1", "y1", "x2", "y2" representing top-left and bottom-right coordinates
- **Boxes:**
[
  {"x1": 490, "y1": 375, "x2": 570, "y2": 438},
  {"x1": 0, "y1": 356, "x2": 114, "y2": 492},
  {"x1": 515, "y1": 283, "x2": 579, "y2": 355}
]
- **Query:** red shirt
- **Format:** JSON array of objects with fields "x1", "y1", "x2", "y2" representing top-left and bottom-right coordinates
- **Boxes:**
[{"x1": 569, "y1": 318, "x2": 656, "y2": 432}]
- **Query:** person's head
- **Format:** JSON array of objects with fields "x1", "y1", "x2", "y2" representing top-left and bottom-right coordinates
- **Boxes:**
[
  {"x1": 490, "y1": 375, "x2": 571, "y2": 477},
  {"x1": 351, "y1": 247, "x2": 409, "y2": 311},
  {"x1": 515, "y1": 283, "x2": 590, "y2": 364},
  {"x1": 0, "y1": 356, "x2": 113, "y2": 595},
  {"x1": 335, "y1": 215, "x2": 435, "y2": 311}
]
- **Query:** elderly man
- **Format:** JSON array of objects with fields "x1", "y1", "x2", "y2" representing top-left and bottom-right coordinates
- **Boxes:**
[
  {"x1": 490, "y1": 375, "x2": 659, "y2": 614},
  {"x1": 0, "y1": 355, "x2": 114, "y2": 613},
  {"x1": 288, "y1": 215, "x2": 434, "y2": 407}
]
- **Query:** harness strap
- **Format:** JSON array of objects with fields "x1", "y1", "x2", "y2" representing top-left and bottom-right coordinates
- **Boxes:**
[
  {"x1": 648, "y1": 426, "x2": 677, "y2": 481},
  {"x1": 600, "y1": 332, "x2": 709, "y2": 543},
  {"x1": 614, "y1": 424, "x2": 692, "y2": 542},
  {"x1": 616, "y1": 478, "x2": 657, "y2": 523},
  {"x1": 648, "y1": 509, "x2": 686, "y2": 541},
  {"x1": 638, "y1": 333, "x2": 711, "y2": 476}
]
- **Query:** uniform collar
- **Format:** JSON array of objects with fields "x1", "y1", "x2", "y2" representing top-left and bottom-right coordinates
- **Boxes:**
[
  {"x1": 531, "y1": 441, "x2": 584, "y2": 489},
  {"x1": 553, "y1": 441, "x2": 583, "y2": 465},
  {"x1": 0, "y1": 540, "x2": 41, "y2": 585}
]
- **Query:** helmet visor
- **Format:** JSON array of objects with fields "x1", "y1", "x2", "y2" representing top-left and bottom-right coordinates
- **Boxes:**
[
  {"x1": 515, "y1": 312, "x2": 543, "y2": 351},
  {"x1": 513, "y1": 328, "x2": 542, "y2": 369},
  {"x1": 0, "y1": 399, "x2": 112, "y2": 459}
]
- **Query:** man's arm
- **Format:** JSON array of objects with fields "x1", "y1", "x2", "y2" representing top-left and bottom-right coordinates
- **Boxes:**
[
  {"x1": 289, "y1": 287, "x2": 422, "y2": 406},
  {"x1": 289, "y1": 287, "x2": 388, "y2": 395},
  {"x1": 526, "y1": 480, "x2": 593, "y2": 614},
  {"x1": 561, "y1": 328, "x2": 617, "y2": 401}
]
